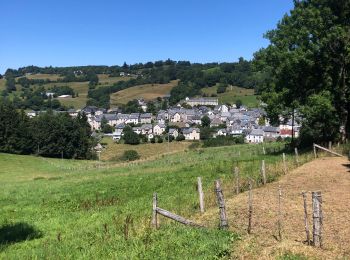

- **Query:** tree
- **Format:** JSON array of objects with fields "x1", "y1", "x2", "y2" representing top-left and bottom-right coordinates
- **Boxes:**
[
  {"x1": 5, "y1": 77, "x2": 16, "y2": 93},
  {"x1": 235, "y1": 99, "x2": 242, "y2": 109},
  {"x1": 254, "y1": 0, "x2": 350, "y2": 141},
  {"x1": 201, "y1": 115, "x2": 211, "y2": 127},
  {"x1": 101, "y1": 117, "x2": 113, "y2": 133},
  {"x1": 123, "y1": 126, "x2": 140, "y2": 145}
]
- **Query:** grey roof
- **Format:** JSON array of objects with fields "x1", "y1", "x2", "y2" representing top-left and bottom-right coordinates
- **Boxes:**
[
  {"x1": 182, "y1": 127, "x2": 200, "y2": 134},
  {"x1": 249, "y1": 129, "x2": 264, "y2": 136},
  {"x1": 140, "y1": 113, "x2": 152, "y2": 118},
  {"x1": 263, "y1": 126, "x2": 279, "y2": 133}
]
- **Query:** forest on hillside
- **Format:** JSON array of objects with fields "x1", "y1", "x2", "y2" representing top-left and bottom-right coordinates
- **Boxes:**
[{"x1": 1, "y1": 58, "x2": 257, "y2": 110}]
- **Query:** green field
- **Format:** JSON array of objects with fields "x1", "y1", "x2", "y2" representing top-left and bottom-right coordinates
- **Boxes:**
[
  {"x1": 202, "y1": 85, "x2": 259, "y2": 107},
  {"x1": 0, "y1": 142, "x2": 314, "y2": 259}
]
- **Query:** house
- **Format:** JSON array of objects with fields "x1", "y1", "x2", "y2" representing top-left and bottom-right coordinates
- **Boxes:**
[
  {"x1": 185, "y1": 97, "x2": 218, "y2": 107},
  {"x1": 101, "y1": 114, "x2": 118, "y2": 126},
  {"x1": 263, "y1": 126, "x2": 280, "y2": 139},
  {"x1": 116, "y1": 114, "x2": 129, "y2": 124},
  {"x1": 112, "y1": 129, "x2": 123, "y2": 141},
  {"x1": 170, "y1": 112, "x2": 181, "y2": 123},
  {"x1": 46, "y1": 92, "x2": 55, "y2": 98},
  {"x1": 68, "y1": 109, "x2": 78, "y2": 117},
  {"x1": 182, "y1": 128, "x2": 200, "y2": 140},
  {"x1": 132, "y1": 127, "x2": 141, "y2": 135},
  {"x1": 210, "y1": 117, "x2": 222, "y2": 127},
  {"x1": 245, "y1": 129, "x2": 264, "y2": 143},
  {"x1": 156, "y1": 114, "x2": 166, "y2": 124},
  {"x1": 126, "y1": 113, "x2": 140, "y2": 124},
  {"x1": 169, "y1": 128, "x2": 179, "y2": 139},
  {"x1": 141, "y1": 124, "x2": 153, "y2": 135},
  {"x1": 227, "y1": 125, "x2": 243, "y2": 136},
  {"x1": 220, "y1": 112, "x2": 231, "y2": 122},
  {"x1": 213, "y1": 129, "x2": 227, "y2": 138},
  {"x1": 153, "y1": 124, "x2": 166, "y2": 135},
  {"x1": 140, "y1": 113, "x2": 152, "y2": 124},
  {"x1": 27, "y1": 111, "x2": 36, "y2": 118}
]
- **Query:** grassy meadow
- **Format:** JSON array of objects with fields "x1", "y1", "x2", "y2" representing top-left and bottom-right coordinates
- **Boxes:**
[
  {"x1": 110, "y1": 80, "x2": 178, "y2": 105},
  {"x1": 201, "y1": 85, "x2": 259, "y2": 107},
  {"x1": 0, "y1": 142, "x2": 316, "y2": 259},
  {"x1": 100, "y1": 136, "x2": 191, "y2": 161}
]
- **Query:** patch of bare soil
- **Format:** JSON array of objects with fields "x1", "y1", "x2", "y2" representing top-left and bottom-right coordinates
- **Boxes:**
[{"x1": 197, "y1": 157, "x2": 350, "y2": 259}]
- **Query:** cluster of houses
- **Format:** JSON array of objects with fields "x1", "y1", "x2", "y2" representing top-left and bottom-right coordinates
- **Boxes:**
[{"x1": 26, "y1": 97, "x2": 300, "y2": 143}]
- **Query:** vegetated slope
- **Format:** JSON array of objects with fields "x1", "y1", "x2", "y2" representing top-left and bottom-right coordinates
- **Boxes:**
[
  {"x1": 101, "y1": 136, "x2": 190, "y2": 161},
  {"x1": 197, "y1": 156, "x2": 350, "y2": 259},
  {"x1": 110, "y1": 80, "x2": 178, "y2": 105},
  {"x1": 0, "y1": 143, "x2": 288, "y2": 259},
  {"x1": 201, "y1": 85, "x2": 259, "y2": 107}
]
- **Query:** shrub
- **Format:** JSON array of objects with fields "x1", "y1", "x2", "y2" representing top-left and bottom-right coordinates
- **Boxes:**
[
  {"x1": 176, "y1": 134, "x2": 185, "y2": 141},
  {"x1": 120, "y1": 150, "x2": 140, "y2": 161},
  {"x1": 203, "y1": 135, "x2": 244, "y2": 148}
]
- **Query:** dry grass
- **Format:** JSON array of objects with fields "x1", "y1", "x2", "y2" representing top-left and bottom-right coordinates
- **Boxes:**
[
  {"x1": 110, "y1": 80, "x2": 178, "y2": 105},
  {"x1": 101, "y1": 137, "x2": 191, "y2": 161},
  {"x1": 196, "y1": 156, "x2": 350, "y2": 259},
  {"x1": 25, "y1": 73, "x2": 63, "y2": 81},
  {"x1": 98, "y1": 74, "x2": 131, "y2": 85}
]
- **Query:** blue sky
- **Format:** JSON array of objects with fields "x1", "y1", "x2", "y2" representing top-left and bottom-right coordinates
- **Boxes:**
[{"x1": 0, "y1": 0, "x2": 294, "y2": 74}]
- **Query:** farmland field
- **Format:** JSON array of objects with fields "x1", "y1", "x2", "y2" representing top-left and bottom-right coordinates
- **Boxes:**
[
  {"x1": 110, "y1": 80, "x2": 178, "y2": 105},
  {"x1": 1, "y1": 142, "x2": 301, "y2": 259},
  {"x1": 201, "y1": 85, "x2": 259, "y2": 107},
  {"x1": 100, "y1": 136, "x2": 191, "y2": 161}
]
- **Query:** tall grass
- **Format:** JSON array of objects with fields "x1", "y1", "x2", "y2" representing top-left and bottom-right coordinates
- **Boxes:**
[{"x1": 0, "y1": 142, "x2": 317, "y2": 259}]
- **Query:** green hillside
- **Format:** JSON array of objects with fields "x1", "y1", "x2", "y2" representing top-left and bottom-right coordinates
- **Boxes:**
[
  {"x1": 0, "y1": 142, "x2": 302, "y2": 259},
  {"x1": 201, "y1": 85, "x2": 259, "y2": 107}
]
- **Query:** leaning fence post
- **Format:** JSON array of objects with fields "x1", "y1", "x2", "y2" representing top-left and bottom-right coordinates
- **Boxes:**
[
  {"x1": 247, "y1": 179, "x2": 253, "y2": 234},
  {"x1": 233, "y1": 166, "x2": 240, "y2": 194},
  {"x1": 152, "y1": 193, "x2": 158, "y2": 229},
  {"x1": 302, "y1": 192, "x2": 310, "y2": 245},
  {"x1": 313, "y1": 144, "x2": 317, "y2": 158},
  {"x1": 294, "y1": 147, "x2": 299, "y2": 166},
  {"x1": 197, "y1": 177, "x2": 205, "y2": 214},
  {"x1": 282, "y1": 153, "x2": 287, "y2": 174},
  {"x1": 260, "y1": 160, "x2": 266, "y2": 185},
  {"x1": 312, "y1": 191, "x2": 323, "y2": 247},
  {"x1": 215, "y1": 180, "x2": 228, "y2": 229}
]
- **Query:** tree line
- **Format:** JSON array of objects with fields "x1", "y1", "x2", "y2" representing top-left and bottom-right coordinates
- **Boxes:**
[
  {"x1": 0, "y1": 100, "x2": 96, "y2": 159},
  {"x1": 253, "y1": 0, "x2": 349, "y2": 145}
]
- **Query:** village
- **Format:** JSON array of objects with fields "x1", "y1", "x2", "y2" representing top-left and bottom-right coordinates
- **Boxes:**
[{"x1": 27, "y1": 97, "x2": 300, "y2": 144}]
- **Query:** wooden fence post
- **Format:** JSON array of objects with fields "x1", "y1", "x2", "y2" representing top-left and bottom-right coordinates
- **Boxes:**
[
  {"x1": 197, "y1": 177, "x2": 205, "y2": 214},
  {"x1": 313, "y1": 144, "x2": 317, "y2": 158},
  {"x1": 234, "y1": 166, "x2": 240, "y2": 194},
  {"x1": 328, "y1": 141, "x2": 332, "y2": 150},
  {"x1": 215, "y1": 180, "x2": 229, "y2": 229},
  {"x1": 263, "y1": 146, "x2": 266, "y2": 155},
  {"x1": 261, "y1": 160, "x2": 266, "y2": 185},
  {"x1": 152, "y1": 193, "x2": 158, "y2": 229},
  {"x1": 295, "y1": 147, "x2": 299, "y2": 166},
  {"x1": 282, "y1": 153, "x2": 287, "y2": 174},
  {"x1": 312, "y1": 191, "x2": 323, "y2": 247},
  {"x1": 277, "y1": 185, "x2": 282, "y2": 241},
  {"x1": 247, "y1": 179, "x2": 253, "y2": 234},
  {"x1": 302, "y1": 192, "x2": 310, "y2": 245}
]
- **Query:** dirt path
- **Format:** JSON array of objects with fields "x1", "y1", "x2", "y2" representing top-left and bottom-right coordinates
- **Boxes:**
[{"x1": 197, "y1": 157, "x2": 350, "y2": 259}]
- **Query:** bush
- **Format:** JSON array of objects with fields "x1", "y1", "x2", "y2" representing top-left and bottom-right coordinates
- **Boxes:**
[
  {"x1": 203, "y1": 135, "x2": 244, "y2": 148},
  {"x1": 120, "y1": 150, "x2": 140, "y2": 161},
  {"x1": 176, "y1": 134, "x2": 185, "y2": 141}
]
